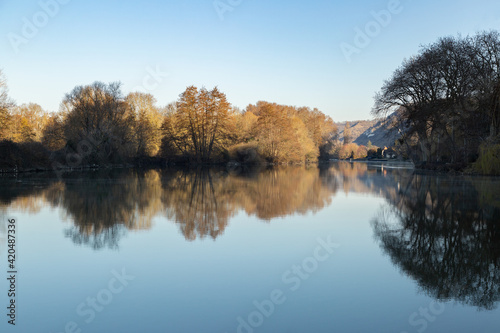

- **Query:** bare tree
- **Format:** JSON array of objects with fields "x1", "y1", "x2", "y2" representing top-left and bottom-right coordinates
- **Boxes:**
[
  {"x1": 62, "y1": 82, "x2": 136, "y2": 164},
  {"x1": 0, "y1": 70, "x2": 14, "y2": 141},
  {"x1": 374, "y1": 31, "x2": 500, "y2": 165},
  {"x1": 472, "y1": 31, "x2": 500, "y2": 137}
]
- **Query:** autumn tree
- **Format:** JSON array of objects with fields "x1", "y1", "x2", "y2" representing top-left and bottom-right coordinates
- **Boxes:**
[
  {"x1": 9, "y1": 103, "x2": 49, "y2": 142},
  {"x1": 356, "y1": 145, "x2": 368, "y2": 159},
  {"x1": 338, "y1": 143, "x2": 355, "y2": 159},
  {"x1": 242, "y1": 102, "x2": 337, "y2": 163},
  {"x1": 62, "y1": 82, "x2": 136, "y2": 164},
  {"x1": 165, "y1": 86, "x2": 232, "y2": 162},
  {"x1": 289, "y1": 115, "x2": 318, "y2": 161},
  {"x1": 235, "y1": 110, "x2": 258, "y2": 143},
  {"x1": 126, "y1": 92, "x2": 163, "y2": 157},
  {"x1": 253, "y1": 102, "x2": 295, "y2": 162},
  {"x1": 296, "y1": 107, "x2": 337, "y2": 159},
  {"x1": 42, "y1": 113, "x2": 66, "y2": 150},
  {"x1": 0, "y1": 70, "x2": 13, "y2": 141}
]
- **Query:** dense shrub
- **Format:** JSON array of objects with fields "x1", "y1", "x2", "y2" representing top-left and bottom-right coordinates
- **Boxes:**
[
  {"x1": 474, "y1": 143, "x2": 500, "y2": 175},
  {"x1": 0, "y1": 140, "x2": 51, "y2": 170},
  {"x1": 337, "y1": 143, "x2": 368, "y2": 159},
  {"x1": 228, "y1": 142, "x2": 264, "y2": 165}
]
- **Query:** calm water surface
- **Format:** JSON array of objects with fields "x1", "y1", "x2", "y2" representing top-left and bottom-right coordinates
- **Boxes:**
[{"x1": 0, "y1": 162, "x2": 499, "y2": 333}]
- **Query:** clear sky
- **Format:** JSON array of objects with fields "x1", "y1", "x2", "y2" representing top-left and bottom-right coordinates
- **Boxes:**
[{"x1": 1, "y1": 0, "x2": 499, "y2": 121}]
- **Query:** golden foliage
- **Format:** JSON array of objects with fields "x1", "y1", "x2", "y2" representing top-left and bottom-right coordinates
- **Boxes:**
[
  {"x1": 42, "y1": 113, "x2": 66, "y2": 150},
  {"x1": 9, "y1": 103, "x2": 49, "y2": 143},
  {"x1": 338, "y1": 143, "x2": 367, "y2": 159},
  {"x1": 126, "y1": 92, "x2": 163, "y2": 157},
  {"x1": 1, "y1": 78, "x2": 337, "y2": 166},
  {"x1": 166, "y1": 86, "x2": 232, "y2": 162},
  {"x1": 246, "y1": 102, "x2": 335, "y2": 163}
]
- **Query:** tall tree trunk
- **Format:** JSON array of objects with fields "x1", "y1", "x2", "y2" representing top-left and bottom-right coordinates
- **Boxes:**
[{"x1": 490, "y1": 81, "x2": 500, "y2": 138}]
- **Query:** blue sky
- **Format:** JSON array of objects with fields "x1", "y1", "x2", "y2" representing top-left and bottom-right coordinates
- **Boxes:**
[{"x1": 1, "y1": 0, "x2": 499, "y2": 121}]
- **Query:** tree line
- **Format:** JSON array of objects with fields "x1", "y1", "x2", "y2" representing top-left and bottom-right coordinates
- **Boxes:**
[
  {"x1": 373, "y1": 30, "x2": 500, "y2": 174},
  {"x1": 0, "y1": 74, "x2": 339, "y2": 170}
]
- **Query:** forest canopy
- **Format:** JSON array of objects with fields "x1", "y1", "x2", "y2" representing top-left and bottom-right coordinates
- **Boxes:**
[{"x1": 0, "y1": 75, "x2": 338, "y2": 170}]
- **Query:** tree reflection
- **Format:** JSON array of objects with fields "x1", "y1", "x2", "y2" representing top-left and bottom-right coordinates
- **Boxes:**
[
  {"x1": 161, "y1": 169, "x2": 233, "y2": 240},
  {"x1": 1, "y1": 162, "x2": 415, "y2": 248},
  {"x1": 229, "y1": 166, "x2": 334, "y2": 220},
  {"x1": 158, "y1": 166, "x2": 339, "y2": 240},
  {"x1": 41, "y1": 169, "x2": 163, "y2": 249},
  {"x1": 3, "y1": 163, "x2": 500, "y2": 309},
  {"x1": 373, "y1": 175, "x2": 500, "y2": 309}
]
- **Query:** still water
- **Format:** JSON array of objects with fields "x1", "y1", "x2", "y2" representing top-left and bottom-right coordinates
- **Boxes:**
[{"x1": 0, "y1": 162, "x2": 499, "y2": 333}]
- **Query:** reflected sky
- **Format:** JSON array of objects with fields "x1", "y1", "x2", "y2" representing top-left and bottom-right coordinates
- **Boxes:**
[{"x1": 0, "y1": 162, "x2": 499, "y2": 333}]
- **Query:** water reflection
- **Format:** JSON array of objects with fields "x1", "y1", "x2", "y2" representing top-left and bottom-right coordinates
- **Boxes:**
[
  {"x1": 1, "y1": 163, "x2": 404, "y2": 246},
  {"x1": 372, "y1": 174, "x2": 500, "y2": 310},
  {"x1": 161, "y1": 169, "x2": 233, "y2": 241},
  {"x1": 0, "y1": 164, "x2": 364, "y2": 246},
  {"x1": 2, "y1": 163, "x2": 500, "y2": 311}
]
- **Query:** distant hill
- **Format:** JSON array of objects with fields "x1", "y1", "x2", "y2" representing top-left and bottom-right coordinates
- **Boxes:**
[{"x1": 336, "y1": 113, "x2": 400, "y2": 148}]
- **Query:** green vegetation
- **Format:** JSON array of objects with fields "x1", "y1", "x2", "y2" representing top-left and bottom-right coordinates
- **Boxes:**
[{"x1": 473, "y1": 142, "x2": 500, "y2": 175}]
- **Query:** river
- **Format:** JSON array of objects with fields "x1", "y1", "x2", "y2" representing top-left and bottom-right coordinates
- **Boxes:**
[{"x1": 0, "y1": 162, "x2": 499, "y2": 332}]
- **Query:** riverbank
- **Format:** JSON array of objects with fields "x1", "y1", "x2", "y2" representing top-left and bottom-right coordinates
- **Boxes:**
[
  {"x1": 330, "y1": 158, "x2": 414, "y2": 168},
  {"x1": 0, "y1": 139, "x2": 496, "y2": 176}
]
